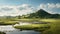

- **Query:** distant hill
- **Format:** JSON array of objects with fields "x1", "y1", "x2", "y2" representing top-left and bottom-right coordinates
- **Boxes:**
[
  {"x1": 27, "y1": 9, "x2": 60, "y2": 18},
  {"x1": 50, "y1": 14, "x2": 60, "y2": 18}
]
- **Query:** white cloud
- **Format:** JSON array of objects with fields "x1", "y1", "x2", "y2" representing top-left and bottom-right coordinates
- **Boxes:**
[
  {"x1": 39, "y1": 3, "x2": 60, "y2": 9},
  {"x1": 39, "y1": 3, "x2": 60, "y2": 14},
  {"x1": 17, "y1": 4, "x2": 36, "y2": 15},
  {"x1": 0, "y1": 3, "x2": 60, "y2": 16},
  {"x1": 39, "y1": 4, "x2": 46, "y2": 9},
  {"x1": 0, "y1": 4, "x2": 36, "y2": 16},
  {"x1": 47, "y1": 3, "x2": 60, "y2": 8},
  {"x1": 56, "y1": 3, "x2": 60, "y2": 8},
  {"x1": 47, "y1": 3, "x2": 56, "y2": 8}
]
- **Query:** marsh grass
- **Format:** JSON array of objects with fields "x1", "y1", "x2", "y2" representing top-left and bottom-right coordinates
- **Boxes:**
[
  {"x1": 14, "y1": 19, "x2": 60, "y2": 34},
  {"x1": 40, "y1": 19, "x2": 60, "y2": 34},
  {"x1": 0, "y1": 18, "x2": 60, "y2": 34},
  {"x1": 14, "y1": 24, "x2": 50, "y2": 32},
  {"x1": 0, "y1": 31, "x2": 6, "y2": 34}
]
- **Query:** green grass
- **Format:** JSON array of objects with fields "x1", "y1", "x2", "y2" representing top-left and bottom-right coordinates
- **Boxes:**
[
  {"x1": 15, "y1": 19, "x2": 40, "y2": 22},
  {"x1": 40, "y1": 19, "x2": 60, "y2": 34},
  {"x1": 14, "y1": 19, "x2": 60, "y2": 34},
  {"x1": 0, "y1": 31, "x2": 6, "y2": 34},
  {"x1": 0, "y1": 21, "x2": 19, "y2": 25},
  {"x1": 0, "y1": 18, "x2": 19, "y2": 25},
  {"x1": 14, "y1": 24, "x2": 50, "y2": 32},
  {"x1": 0, "y1": 18, "x2": 60, "y2": 34}
]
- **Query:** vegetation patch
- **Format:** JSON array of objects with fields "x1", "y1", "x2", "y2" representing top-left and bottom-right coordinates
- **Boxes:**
[
  {"x1": 0, "y1": 21, "x2": 19, "y2": 25},
  {"x1": 40, "y1": 19, "x2": 60, "y2": 34},
  {"x1": 14, "y1": 24, "x2": 50, "y2": 32},
  {"x1": 0, "y1": 31, "x2": 6, "y2": 34}
]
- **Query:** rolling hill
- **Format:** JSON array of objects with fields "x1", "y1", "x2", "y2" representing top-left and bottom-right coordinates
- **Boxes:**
[{"x1": 27, "y1": 9, "x2": 60, "y2": 18}]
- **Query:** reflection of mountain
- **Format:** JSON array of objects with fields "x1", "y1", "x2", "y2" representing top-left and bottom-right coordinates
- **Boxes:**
[{"x1": 27, "y1": 9, "x2": 60, "y2": 18}]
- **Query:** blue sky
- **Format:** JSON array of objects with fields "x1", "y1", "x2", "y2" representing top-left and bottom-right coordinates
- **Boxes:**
[
  {"x1": 0, "y1": 0, "x2": 60, "y2": 6},
  {"x1": 0, "y1": 0, "x2": 60, "y2": 16}
]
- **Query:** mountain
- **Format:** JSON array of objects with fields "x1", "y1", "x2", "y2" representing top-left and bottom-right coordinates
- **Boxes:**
[
  {"x1": 50, "y1": 14, "x2": 60, "y2": 18},
  {"x1": 27, "y1": 9, "x2": 60, "y2": 18}
]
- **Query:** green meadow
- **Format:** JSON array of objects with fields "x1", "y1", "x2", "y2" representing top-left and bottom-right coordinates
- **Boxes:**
[
  {"x1": 13, "y1": 19, "x2": 60, "y2": 34},
  {"x1": 40, "y1": 19, "x2": 60, "y2": 34},
  {"x1": 0, "y1": 18, "x2": 60, "y2": 34},
  {"x1": 14, "y1": 24, "x2": 50, "y2": 32}
]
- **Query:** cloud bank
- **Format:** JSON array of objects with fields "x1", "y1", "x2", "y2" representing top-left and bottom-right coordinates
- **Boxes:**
[
  {"x1": 39, "y1": 3, "x2": 60, "y2": 14},
  {"x1": 0, "y1": 3, "x2": 60, "y2": 16},
  {"x1": 0, "y1": 4, "x2": 36, "y2": 16}
]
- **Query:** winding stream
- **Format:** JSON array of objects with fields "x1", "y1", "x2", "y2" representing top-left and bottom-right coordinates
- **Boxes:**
[{"x1": 0, "y1": 22, "x2": 41, "y2": 34}]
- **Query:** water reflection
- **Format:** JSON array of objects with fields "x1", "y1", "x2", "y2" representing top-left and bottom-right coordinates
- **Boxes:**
[
  {"x1": 0, "y1": 25, "x2": 19, "y2": 32},
  {"x1": 0, "y1": 25, "x2": 40, "y2": 34},
  {"x1": 6, "y1": 30, "x2": 40, "y2": 34}
]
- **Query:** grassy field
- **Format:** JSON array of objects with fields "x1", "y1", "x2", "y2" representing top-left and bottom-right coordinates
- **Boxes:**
[
  {"x1": 0, "y1": 21, "x2": 19, "y2": 25},
  {"x1": 14, "y1": 19, "x2": 60, "y2": 34},
  {"x1": 14, "y1": 24, "x2": 50, "y2": 32},
  {"x1": 0, "y1": 18, "x2": 19, "y2": 25},
  {"x1": 40, "y1": 19, "x2": 60, "y2": 34},
  {"x1": 0, "y1": 18, "x2": 60, "y2": 34}
]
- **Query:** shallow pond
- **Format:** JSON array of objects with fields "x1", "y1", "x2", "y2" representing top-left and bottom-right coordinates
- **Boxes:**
[
  {"x1": 6, "y1": 30, "x2": 40, "y2": 34},
  {"x1": 0, "y1": 25, "x2": 41, "y2": 34}
]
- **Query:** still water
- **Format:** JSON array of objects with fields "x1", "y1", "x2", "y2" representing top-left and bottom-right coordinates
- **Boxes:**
[
  {"x1": 6, "y1": 30, "x2": 40, "y2": 34},
  {"x1": 0, "y1": 25, "x2": 40, "y2": 34}
]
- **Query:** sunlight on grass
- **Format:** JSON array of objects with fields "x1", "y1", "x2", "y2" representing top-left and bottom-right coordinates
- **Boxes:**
[
  {"x1": 40, "y1": 19, "x2": 60, "y2": 34},
  {"x1": 14, "y1": 24, "x2": 50, "y2": 32}
]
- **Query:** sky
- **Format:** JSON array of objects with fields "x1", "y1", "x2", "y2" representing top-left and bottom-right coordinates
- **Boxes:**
[{"x1": 0, "y1": 0, "x2": 60, "y2": 16}]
